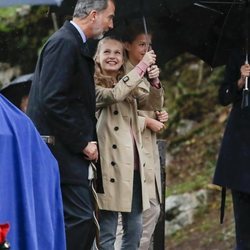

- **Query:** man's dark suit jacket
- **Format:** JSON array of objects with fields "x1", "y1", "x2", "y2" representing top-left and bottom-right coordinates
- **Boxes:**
[
  {"x1": 27, "y1": 21, "x2": 97, "y2": 185},
  {"x1": 213, "y1": 48, "x2": 250, "y2": 193}
]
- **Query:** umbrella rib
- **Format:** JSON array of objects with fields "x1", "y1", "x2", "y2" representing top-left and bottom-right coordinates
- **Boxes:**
[
  {"x1": 194, "y1": 3, "x2": 224, "y2": 14},
  {"x1": 198, "y1": 1, "x2": 244, "y2": 4},
  {"x1": 211, "y1": 0, "x2": 236, "y2": 66}
]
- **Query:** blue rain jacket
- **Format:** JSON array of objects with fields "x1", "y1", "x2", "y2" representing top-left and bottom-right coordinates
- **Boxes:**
[{"x1": 0, "y1": 94, "x2": 66, "y2": 250}]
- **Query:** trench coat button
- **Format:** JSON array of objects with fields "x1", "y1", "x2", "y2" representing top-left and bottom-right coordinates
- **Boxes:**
[
  {"x1": 114, "y1": 126, "x2": 119, "y2": 131},
  {"x1": 111, "y1": 161, "x2": 116, "y2": 166},
  {"x1": 144, "y1": 179, "x2": 146, "y2": 183},
  {"x1": 112, "y1": 144, "x2": 117, "y2": 149},
  {"x1": 113, "y1": 110, "x2": 119, "y2": 115},
  {"x1": 143, "y1": 163, "x2": 146, "y2": 167},
  {"x1": 110, "y1": 178, "x2": 115, "y2": 183}
]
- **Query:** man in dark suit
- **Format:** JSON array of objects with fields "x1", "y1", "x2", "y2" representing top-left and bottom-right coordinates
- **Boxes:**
[{"x1": 27, "y1": 1, "x2": 115, "y2": 249}]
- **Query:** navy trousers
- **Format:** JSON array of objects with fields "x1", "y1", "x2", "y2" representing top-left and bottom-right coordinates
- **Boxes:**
[
  {"x1": 61, "y1": 184, "x2": 96, "y2": 250},
  {"x1": 232, "y1": 190, "x2": 250, "y2": 250}
]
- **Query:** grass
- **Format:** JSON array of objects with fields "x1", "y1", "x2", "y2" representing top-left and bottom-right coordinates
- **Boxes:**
[
  {"x1": 167, "y1": 190, "x2": 235, "y2": 250},
  {"x1": 166, "y1": 162, "x2": 215, "y2": 196}
]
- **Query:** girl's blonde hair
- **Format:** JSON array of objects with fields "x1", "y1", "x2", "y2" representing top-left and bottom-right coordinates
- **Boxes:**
[{"x1": 94, "y1": 36, "x2": 126, "y2": 88}]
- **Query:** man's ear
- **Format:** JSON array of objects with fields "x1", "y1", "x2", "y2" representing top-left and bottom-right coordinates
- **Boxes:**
[{"x1": 88, "y1": 10, "x2": 97, "y2": 22}]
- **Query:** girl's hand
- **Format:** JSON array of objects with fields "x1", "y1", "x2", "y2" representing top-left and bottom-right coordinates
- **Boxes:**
[
  {"x1": 141, "y1": 50, "x2": 156, "y2": 67},
  {"x1": 156, "y1": 110, "x2": 168, "y2": 123},
  {"x1": 145, "y1": 117, "x2": 165, "y2": 133},
  {"x1": 147, "y1": 65, "x2": 160, "y2": 79}
]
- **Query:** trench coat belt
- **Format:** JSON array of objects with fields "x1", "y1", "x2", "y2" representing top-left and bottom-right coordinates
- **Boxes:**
[{"x1": 41, "y1": 135, "x2": 55, "y2": 145}]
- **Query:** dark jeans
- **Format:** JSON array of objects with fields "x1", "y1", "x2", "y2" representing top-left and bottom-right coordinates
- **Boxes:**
[
  {"x1": 61, "y1": 184, "x2": 96, "y2": 250},
  {"x1": 232, "y1": 190, "x2": 250, "y2": 250},
  {"x1": 99, "y1": 171, "x2": 143, "y2": 250}
]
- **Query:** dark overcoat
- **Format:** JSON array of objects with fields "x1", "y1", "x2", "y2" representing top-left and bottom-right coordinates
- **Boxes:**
[
  {"x1": 27, "y1": 21, "x2": 97, "y2": 185},
  {"x1": 213, "y1": 48, "x2": 250, "y2": 193}
]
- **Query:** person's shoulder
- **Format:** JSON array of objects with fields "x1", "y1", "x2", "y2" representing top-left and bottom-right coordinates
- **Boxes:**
[
  {"x1": 47, "y1": 24, "x2": 78, "y2": 49},
  {"x1": 54, "y1": 23, "x2": 75, "y2": 39}
]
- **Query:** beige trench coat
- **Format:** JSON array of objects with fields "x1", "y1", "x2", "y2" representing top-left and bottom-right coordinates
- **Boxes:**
[
  {"x1": 96, "y1": 69, "x2": 163, "y2": 212},
  {"x1": 126, "y1": 61, "x2": 163, "y2": 203},
  {"x1": 137, "y1": 112, "x2": 163, "y2": 203}
]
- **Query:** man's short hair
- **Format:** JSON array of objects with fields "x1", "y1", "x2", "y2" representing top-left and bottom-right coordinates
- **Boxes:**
[{"x1": 73, "y1": 0, "x2": 112, "y2": 19}]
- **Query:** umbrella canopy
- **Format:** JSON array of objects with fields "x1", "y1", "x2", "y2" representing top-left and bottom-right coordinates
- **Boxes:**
[
  {"x1": 48, "y1": 0, "x2": 250, "y2": 68},
  {"x1": 51, "y1": 0, "x2": 180, "y2": 63},
  {"x1": 0, "y1": 73, "x2": 33, "y2": 109},
  {"x1": 110, "y1": 0, "x2": 200, "y2": 66},
  {"x1": 158, "y1": 0, "x2": 250, "y2": 67},
  {"x1": 51, "y1": 0, "x2": 168, "y2": 18},
  {"x1": 0, "y1": 0, "x2": 62, "y2": 7},
  {"x1": 112, "y1": 0, "x2": 250, "y2": 68}
]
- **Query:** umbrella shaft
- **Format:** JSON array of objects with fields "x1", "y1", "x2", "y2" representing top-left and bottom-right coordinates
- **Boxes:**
[
  {"x1": 142, "y1": 16, "x2": 152, "y2": 52},
  {"x1": 245, "y1": 76, "x2": 249, "y2": 90}
]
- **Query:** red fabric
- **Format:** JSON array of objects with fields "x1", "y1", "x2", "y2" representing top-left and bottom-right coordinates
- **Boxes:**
[
  {"x1": 0, "y1": 224, "x2": 10, "y2": 244},
  {"x1": 150, "y1": 77, "x2": 161, "y2": 89}
]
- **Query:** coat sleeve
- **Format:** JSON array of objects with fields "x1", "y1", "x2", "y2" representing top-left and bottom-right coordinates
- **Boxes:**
[
  {"x1": 136, "y1": 83, "x2": 164, "y2": 111},
  {"x1": 96, "y1": 69, "x2": 142, "y2": 109},
  {"x1": 219, "y1": 50, "x2": 243, "y2": 106},
  {"x1": 137, "y1": 115, "x2": 147, "y2": 132},
  {"x1": 38, "y1": 38, "x2": 91, "y2": 153}
]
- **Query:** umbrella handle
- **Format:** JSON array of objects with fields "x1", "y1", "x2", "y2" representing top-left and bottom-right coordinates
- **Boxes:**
[
  {"x1": 244, "y1": 55, "x2": 249, "y2": 90},
  {"x1": 245, "y1": 76, "x2": 249, "y2": 90}
]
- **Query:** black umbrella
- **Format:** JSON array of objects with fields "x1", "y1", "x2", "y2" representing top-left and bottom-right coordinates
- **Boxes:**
[
  {"x1": 157, "y1": 0, "x2": 250, "y2": 68},
  {"x1": 148, "y1": 0, "x2": 250, "y2": 109},
  {"x1": 49, "y1": 0, "x2": 250, "y2": 70},
  {"x1": 50, "y1": 0, "x2": 178, "y2": 64},
  {"x1": 0, "y1": 73, "x2": 33, "y2": 109},
  {"x1": 51, "y1": 0, "x2": 167, "y2": 19}
]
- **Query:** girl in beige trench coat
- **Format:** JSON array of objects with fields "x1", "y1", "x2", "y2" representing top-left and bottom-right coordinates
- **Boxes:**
[{"x1": 94, "y1": 37, "x2": 164, "y2": 250}]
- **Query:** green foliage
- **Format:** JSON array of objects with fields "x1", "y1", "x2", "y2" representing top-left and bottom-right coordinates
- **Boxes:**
[
  {"x1": 0, "y1": 6, "x2": 53, "y2": 72},
  {"x1": 0, "y1": 7, "x2": 17, "y2": 31},
  {"x1": 162, "y1": 54, "x2": 225, "y2": 137},
  {"x1": 162, "y1": 53, "x2": 234, "y2": 249},
  {"x1": 162, "y1": 53, "x2": 229, "y2": 199}
]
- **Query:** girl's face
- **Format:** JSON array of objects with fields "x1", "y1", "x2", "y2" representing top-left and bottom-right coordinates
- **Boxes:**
[
  {"x1": 126, "y1": 34, "x2": 152, "y2": 66},
  {"x1": 98, "y1": 39, "x2": 124, "y2": 77}
]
